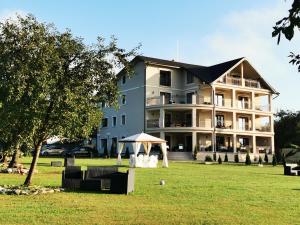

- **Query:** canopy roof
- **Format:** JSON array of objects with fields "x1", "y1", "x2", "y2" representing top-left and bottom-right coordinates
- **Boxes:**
[{"x1": 119, "y1": 132, "x2": 166, "y2": 143}]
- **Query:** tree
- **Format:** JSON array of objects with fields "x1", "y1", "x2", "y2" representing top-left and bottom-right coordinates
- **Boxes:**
[
  {"x1": 273, "y1": 0, "x2": 300, "y2": 70},
  {"x1": 0, "y1": 14, "x2": 138, "y2": 185},
  {"x1": 272, "y1": 154, "x2": 277, "y2": 166}
]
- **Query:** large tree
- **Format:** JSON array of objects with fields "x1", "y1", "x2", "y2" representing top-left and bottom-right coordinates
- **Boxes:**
[
  {"x1": 272, "y1": 0, "x2": 300, "y2": 70},
  {"x1": 0, "y1": 14, "x2": 138, "y2": 185}
]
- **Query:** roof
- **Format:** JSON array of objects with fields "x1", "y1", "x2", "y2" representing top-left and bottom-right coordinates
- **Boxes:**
[
  {"x1": 119, "y1": 132, "x2": 166, "y2": 143},
  {"x1": 135, "y1": 55, "x2": 244, "y2": 83},
  {"x1": 132, "y1": 55, "x2": 278, "y2": 94}
]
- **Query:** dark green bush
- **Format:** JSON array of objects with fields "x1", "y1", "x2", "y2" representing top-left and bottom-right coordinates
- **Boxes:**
[
  {"x1": 264, "y1": 153, "x2": 269, "y2": 163},
  {"x1": 205, "y1": 155, "x2": 213, "y2": 162},
  {"x1": 218, "y1": 155, "x2": 222, "y2": 164},
  {"x1": 234, "y1": 154, "x2": 239, "y2": 163},
  {"x1": 272, "y1": 154, "x2": 277, "y2": 166},
  {"x1": 245, "y1": 151, "x2": 251, "y2": 165},
  {"x1": 258, "y1": 156, "x2": 263, "y2": 164},
  {"x1": 213, "y1": 153, "x2": 217, "y2": 161},
  {"x1": 224, "y1": 153, "x2": 228, "y2": 162}
]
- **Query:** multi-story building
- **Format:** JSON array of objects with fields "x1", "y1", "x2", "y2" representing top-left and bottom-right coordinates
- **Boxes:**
[{"x1": 97, "y1": 56, "x2": 278, "y2": 161}]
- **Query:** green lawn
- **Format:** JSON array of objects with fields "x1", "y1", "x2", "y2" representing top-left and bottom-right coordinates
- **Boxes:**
[{"x1": 0, "y1": 157, "x2": 300, "y2": 225}]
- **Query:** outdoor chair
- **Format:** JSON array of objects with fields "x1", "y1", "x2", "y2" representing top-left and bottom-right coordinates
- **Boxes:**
[
  {"x1": 62, "y1": 166, "x2": 84, "y2": 189},
  {"x1": 110, "y1": 169, "x2": 135, "y2": 194}
]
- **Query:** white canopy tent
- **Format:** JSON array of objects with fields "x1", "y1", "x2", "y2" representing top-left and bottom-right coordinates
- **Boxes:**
[{"x1": 117, "y1": 132, "x2": 168, "y2": 168}]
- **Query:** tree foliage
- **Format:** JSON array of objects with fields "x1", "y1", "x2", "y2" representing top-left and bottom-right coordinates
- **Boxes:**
[
  {"x1": 0, "y1": 14, "x2": 138, "y2": 185},
  {"x1": 273, "y1": 0, "x2": 300, "y2": 70}
]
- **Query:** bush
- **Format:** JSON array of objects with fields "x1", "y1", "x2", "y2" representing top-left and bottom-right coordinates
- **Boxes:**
[
  {"x1": 193, "y1": 146, "x2": 199, "y2": 160},
  {"x1": 218, "y1": 155, "x2": 222, "y2": 164},
  {"x1": 245, "y1": 151, "x2": 251, "y2": 165},
  {"x1": 258, "y1": 156, "x2": 263, "y2": 164},
  {"x1": 234, "y1": 154, "x2": 239, "y2": 163},
  {"x1": 253, "y1": 156, "x2": 257, "y2": 162},
  {"x1": 272, "y1": 154, "x2": 277, "y2": 166},
  {"x1": 224, "y1": 153, "x2": 228, "y2": 162},
  {"x1": 264, "y1": 153, "x2": 269, "y2": 163},
  {"x1": 213, "y1": 153, "x2": 217, "y2": 161},
  {"x1": 205, "y1": 155, "x2": 213, "y2": 162}
]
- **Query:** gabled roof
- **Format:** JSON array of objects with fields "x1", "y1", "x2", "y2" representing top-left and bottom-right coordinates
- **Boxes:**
[{"x1": 130, "y1": 55, "x2": 278, "y2": 94}]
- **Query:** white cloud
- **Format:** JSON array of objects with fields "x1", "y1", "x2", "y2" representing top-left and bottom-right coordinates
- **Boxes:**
[{"x1": 195, "y1": 2, "x2": 300, "y2": 111}]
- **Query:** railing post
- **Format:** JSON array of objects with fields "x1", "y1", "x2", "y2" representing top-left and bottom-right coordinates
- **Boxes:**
[{"x1": 192, "y1": 94, "x2": 196, "y2": 104}]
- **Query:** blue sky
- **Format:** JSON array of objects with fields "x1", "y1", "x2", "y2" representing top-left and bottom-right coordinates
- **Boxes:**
[{"x1": 1, "y1": 0, "x2": 300, "y2": 111}]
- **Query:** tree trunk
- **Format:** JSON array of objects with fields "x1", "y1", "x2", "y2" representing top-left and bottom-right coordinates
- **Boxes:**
[
  {"x1": 8, "y1": 146, "x2": 20, "y2": 168},
  {"x1": 24, "y1": 142, "x2": 42, "y2": 186}
]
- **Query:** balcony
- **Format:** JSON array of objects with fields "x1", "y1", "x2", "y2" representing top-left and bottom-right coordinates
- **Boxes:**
[
  {"x1": 255, "y1": 104, "x2": 270, "y2": 112},
  {"x1": 226, "y1": 76, "x2": 242, "y2": 86},
  {"x1": 256, "y1": 124, "x2": 271, "y2": 132},
  {"x1": 245, "y1": 79, "x2": 261, "y2": 88},
  {"x1": 198, "y1": 120, "x2": 212, "y2": 128},
  {"x1": 146, "y1": 119, "x2": 159, "y2": 128},
  {"x1": 146, "y1": 95, "x2": 211, "y2": 106},
  {"x1": 215, "y1": 99, "x2": 232, "y2": 108},
  {"x1": 220, "y1": 76, "x2": 262, "y2": 89},
  {"x1": 237, "y1": 101, "x2": 251, "y2": 110}
]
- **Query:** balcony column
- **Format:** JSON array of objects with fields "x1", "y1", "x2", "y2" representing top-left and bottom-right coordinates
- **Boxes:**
[
  {"x1": 271, "y1": 136, "x2": 275, "y2": 154},
  {"x1": 192, "y1": 108, "x2": 197, "y2": 127},
  {"x1": 252, "y1": 113, "x2": 255, "y2": 131},
  {"x1": 233, "y1": 134, "x2": 237, "y2": 153},
  {"x1": 241, "y1": 63, "x2": 245, "y2": 86},
  {"x1": 233, "y1": 112, "x2": 236, "y2": 130},
  {"x1": 192, "y1": 131, "x2": 197, "y2": 153},
  {"x1": 251, "y1": 91, "x2": 255, "y2": 110},
  {"x1": 252, "y1": 135, "x2": 257, "y2": 154},
  {"x1": 160, "y1": 95, "x2": 165, "y2": 105},
  {"x1": 270, "y1": 114, "x2": 274, "y2": 133},
  {"x1": 232, "y1": 89, "x2": 236, "y2": 108},
  {"x1": 159, "y1": 108, "x2": 165, "y2": 128},
  {"x1": 268, "y1": 94, "x2": 272, "y2": 112},
  {"x1": 211, "y1": 133, "x2": 216, "y2": 152}
]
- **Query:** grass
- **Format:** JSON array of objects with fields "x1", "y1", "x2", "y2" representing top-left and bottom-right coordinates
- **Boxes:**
[{"x1": 0, "y1": 157, "x2": 300, "y2": 225}]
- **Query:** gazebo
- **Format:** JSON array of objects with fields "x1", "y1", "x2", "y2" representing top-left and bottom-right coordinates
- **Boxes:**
[{"x1": 117, "y1": 132, "x2": 168, "y2": 168}]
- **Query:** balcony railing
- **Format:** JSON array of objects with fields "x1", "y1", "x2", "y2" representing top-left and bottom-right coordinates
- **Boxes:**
[
  {"x1": 226, "y1": 77, "x2": 242, "y2": 86},
  {"x1": 198, "y1": 120, "x2": 212, "y2": 128},
  {"x1": 255, "y1": 104, "x2": 270, "y2": 112},
  {"x1": 146, "y1": 119, "x2": 159, "y2": 128},
  {"x1": 245, "y1": 79, "x2": 261, "y2": 88},
  {"x1": 237, "y1": 101, "x2": 251, "y2": 109},
  {"x1": 146, "y1": 95, "x2": 212, "y2": 106},
  {"x1": 257, "y1": 146, "x2": 271, "y2": 154},
  {"x1": 215, "y1": 123, "x2": 232, "y2": 129},
  {"x1": 215, "y1": 99, "x2": 232, "y2": 108},
  {"x1": 256, "y1": 124, "x2": 271, "y2": 132},
  {"x1": 237, "y1": 123, "x2": 251, "y2": 131}
]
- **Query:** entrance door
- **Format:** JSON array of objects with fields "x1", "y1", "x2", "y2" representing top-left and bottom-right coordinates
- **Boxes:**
[{"x1": 185, "y1": 135, "x2": 192, "y2": 152}]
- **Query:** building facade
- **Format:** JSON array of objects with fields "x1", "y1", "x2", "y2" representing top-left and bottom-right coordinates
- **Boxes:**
[{"x1": 97, "y1": 56, "x2": 278, "y2": 161}]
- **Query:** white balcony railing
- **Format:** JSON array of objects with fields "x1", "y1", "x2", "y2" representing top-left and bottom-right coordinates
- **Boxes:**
[
  {"x1": 255, "y1": 104, "x2": 270, "y2": 112},
  {"x1": 226, "y1": 77, "x2": 242, "y2": 86},
  {"x1": 245, "y1": 79, "x2": 261, "y2": 88},
  {"x1": 146, "y1": 94, "x2": 212, "y2": 106}
]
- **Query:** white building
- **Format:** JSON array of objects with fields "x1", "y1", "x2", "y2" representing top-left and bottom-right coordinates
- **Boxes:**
[{"x1": 97, "y1": 56, "x2": 278, "y2": 161}]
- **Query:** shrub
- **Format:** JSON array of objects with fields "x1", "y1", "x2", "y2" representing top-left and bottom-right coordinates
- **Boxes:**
[
  {"x1": 224, "y1": 153, "x2": 228, "y2": 162},
  {"x1": 258, "y1": 156, "x2": 263, "y2": 164},
  {"x1": 193, "y1": 146, "x2": 199, "y2": 160},
  {"x1": 205, "y1": 155, "x2": 213, "y2": 162},
  {"x1": 272, "y1": 154, "x2": 277, "y2": 166},
  {"x1": 253, "y1": 156, "x2": 257, "y2": 162},
  {"x1": 125, "y1": 147, "x2": 130, "y2": 159},
  {"x1": 218, "y1": 155, "x2": 222, "y2": 164},
  {"x1": 103, "y1": 147, "x2": 109, "y2": 158},
  {"x1": 234, "y1": 154, "x2": 239, "y2": 163},
  {"x1": 282, "y1": 154, "x2": 286, "y2": 166},
  {"x1": 213, "y1": 153, "x2": 217, "y2": 161},
  {"x1": 245, "y1": 151, "x2": 251, "y2": 165},
  {"x1": 264, "y1": 153, "x2": 269, "y2": 163}
]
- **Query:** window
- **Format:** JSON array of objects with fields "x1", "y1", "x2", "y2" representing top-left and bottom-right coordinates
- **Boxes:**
[
  {"x1": 215, "y1": 94, "x2": 224, "y2": 106},
  {"x1": 215, "y1": 115, "x2": 225, "y2": 128},
  {"x1": 186, "y1": 92, "x2": 194, "y2": 104},
  {"x1": 121, "y1": 95, "x2": 126, "y2": 105},
  {"x1": 186, "y1": 72, "x2": 194, "y2": 84},
  {"x1": 112, "y1": 116, "x2": 117, "y2": 127},
  {"x1": 238, "y1": 96, "x2": 249, "y2": 109},
  {"x1": 160, "y1": 70, "x2": 171, "y2": 86},
  {"x1": 238, "y1": 117, "x2": 249, "y2": 130},
  {"x1": 121, "y1": 115, "x2": 126, "y2": 125},
  {"x1": 101, "y1": 118, "x2": 108, "y2": 127},
  {"x1": 122, "y1": 75, "x2": 126, "y2": 84}
]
